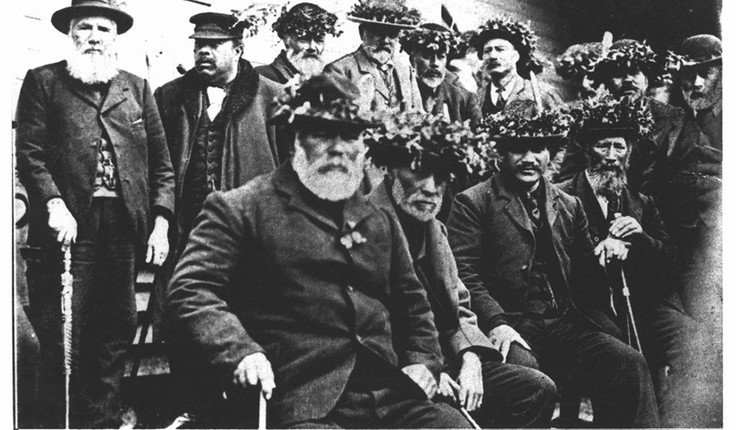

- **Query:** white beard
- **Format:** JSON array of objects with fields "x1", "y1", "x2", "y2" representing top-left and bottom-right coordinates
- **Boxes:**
[
  {"x1": 66, "y1": 48, "x2": 119, "y2": 84},
  {"x1": 391, "y1": 179, "x2": 443, "y2": 222},
  {"x1": 292, "y1": 143, "x2": 365, "y2": 202},
  {"x1": 286, "y1": 50, "x2": 325, "y2": 78},
  {"x1": 364, "y1": 46, "x2": 393, "y2": 65}
]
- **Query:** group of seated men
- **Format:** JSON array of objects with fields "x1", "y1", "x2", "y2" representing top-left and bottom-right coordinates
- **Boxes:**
[{"x1": 14, "y1": 0, "x2": 721, "y2": 428}]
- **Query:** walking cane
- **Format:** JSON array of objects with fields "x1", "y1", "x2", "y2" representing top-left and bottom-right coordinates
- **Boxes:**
[
  {"x1": 61, "y1": 246, "x2": 73, "y2": 429},
  {"x1": 619, "y1": 267, "x2": 642, "y2": 352}
]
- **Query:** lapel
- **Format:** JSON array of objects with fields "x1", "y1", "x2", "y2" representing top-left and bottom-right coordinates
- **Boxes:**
[
  {"x1": 273, "y1": 163, "x2": 374, "y2": 233},
  {"x1": 505, "y1": 74, "x2": 526, "y2": 106},
  {"x1": 355, "y1": 48, "x2": 391, "y2": 102},
  {"x1": 271, "y1": 51, "x2": 298, "y2": 82},
  {"x1": 543, "y1": 179, "x2": 560, "y2": 229},
  {"x1": 100, "y1": 76, "x2": 129, "y2": 114},
  {"x1": 69, "y1": 83, "x2": 104, "y2": 109},
  {"x1": 577, "y1": 172, "x2": 608, "y2": 235},
  {"x1": 620, "y1": 187, "x2": 643, "y2": 223},
  {"x1": 495, "y1": 176, "x2": 534, "y2": 237}
]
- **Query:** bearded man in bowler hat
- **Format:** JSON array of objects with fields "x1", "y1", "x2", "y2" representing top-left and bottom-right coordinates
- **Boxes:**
[
  {"x1": 167, "y1": 73, "x2": 472, "y2": 429},
  {"x1": 15, "y1": 0, "x2": 175, "y2": 426},
  {"x1": 256, "y1": 2, "x2": 340, "y2": 83}
]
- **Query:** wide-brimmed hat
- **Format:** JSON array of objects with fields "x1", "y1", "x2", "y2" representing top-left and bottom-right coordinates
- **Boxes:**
[
  {"x1": 555, "y1": 42, "x2": 603, "y2": 82},
  {"x1": 590, "y1": 39, "x2": 666, "y2": 84},
  {"x1": 364, "y1": 112, "x2": 496, "y2": 184},
  {"x1": 400, "y1": 23, "x2": 460, "y2": 57},
  {"x1": 470, "y1": 17, "x2": 545, "y2": 78},
  {"x1": 272, "y1": 3, "x2": 341, "y2": 39},
  {"x1": 347, "y1": 0, "x2": 421, "y2": 30},
  {"x1": 51, "y1": 0, "x2": 133, "y2": 34},
  {"x1": 569, "y1": 92, "x2": 654, "y2": 145},
  {"x1": 482, "y1": 100, "x2": 572, "y2": 152},
  {"x1": 678, "y1": 34, "x2": 722, "y2": 67},
  {"x1": 269, "y1": 73, "x2": 378, "y2": 133}
]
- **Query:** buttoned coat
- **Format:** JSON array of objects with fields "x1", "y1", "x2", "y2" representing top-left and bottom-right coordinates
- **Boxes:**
[
  {"x1": 558, "y1": 172, "x2": 679, "y2": 336},
  {"x1": 154, "y1": 59, "x2": 286, "y2": 256},
  {"x1": 15, "y1": 61, "x2": 175, "y2": 251},
  {"x1": 166, "y1": 163, "x2": 443, "y2": 426},
  {"x1": 325, "y1": 47, "x2": 423, "y2": 113},
  {"x1": 447, "y1": 174, "x2": 600, "y2": 334},
  {"x1": 368, "y1": 181, "x2": 500, "y2": 364}
]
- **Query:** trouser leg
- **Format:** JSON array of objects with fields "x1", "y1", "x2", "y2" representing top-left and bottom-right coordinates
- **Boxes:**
[
  {"x1": 471, "y1": 360, "x2": 556, "y2": 428},
  {"x1": 16, "y1": 302, "x2": 41, "y2": 428},
  {"x1": 547, "y1": 317, "x2": 659, "y2": 428}
]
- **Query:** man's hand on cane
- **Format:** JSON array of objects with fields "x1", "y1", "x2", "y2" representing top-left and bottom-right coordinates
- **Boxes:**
[
  {"x1": 146, "y1": 215, "x2": 170, "y2": 266},
  {"x1": 233, "y1": 352, "x2": 276, "y2": 400},
  {"x1": 47, "y1": 198, "x2": 77, "y2": 248},
  {"x1": 594, "y1": 236, "x2": 630, "y2": 266}
]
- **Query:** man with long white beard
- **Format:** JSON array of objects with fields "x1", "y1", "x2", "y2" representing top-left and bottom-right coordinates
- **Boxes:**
[
  {"x1": 325, "y1": 0, "x2": 423, "y2": 115},
  {"x1": 400, "y1": 24, "x2": 481, "y2": 126},
  {"x1": 15, "y1": 0, "x2": 175, "y2": 427},
  {"x1": 256, "y1": 3, "x2": 339, "y2": 83},
  {"x1": 558, "y1": 94, "x2": 699, "y2": 427},
  {"x1": 166, "y1": 74, "x2": 472, "y2": 429}
]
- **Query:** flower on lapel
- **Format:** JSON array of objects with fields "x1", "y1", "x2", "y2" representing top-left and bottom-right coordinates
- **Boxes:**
[{"x1": 340, "y1": 221, "x2": 368, "y2": 250}]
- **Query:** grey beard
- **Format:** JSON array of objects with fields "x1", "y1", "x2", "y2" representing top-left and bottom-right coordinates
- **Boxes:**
[
  {"x1": 286, "y1": 51, "x2": 325, "y2": 77},
  {"x1": 364, "y1": 46, "x2": 393, "y2": 65},
  {"x1": 66, "y1": 50, "x2": 119, "y2": 84},
  {"x1": 292, "y1": 143, "x2": 365, "y2": 202},
  {"x1": 683, "y1": 85, "x2": 722, "y2": 112},
  {"x1": 391, "y1": 179, "x2": 442, "y2": 222},
  {"x1": 588, "y1": 167, "x2": 627, "y2": 201}
]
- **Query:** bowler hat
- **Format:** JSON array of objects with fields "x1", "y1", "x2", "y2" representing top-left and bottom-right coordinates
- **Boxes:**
[
  {"x1": 678, "y1": 34, "x2": 722, "y2": 67},
  {"x1": 52, "y1": 0, "x2": 133, "y2": 34},
  {"x1": 269, "y1": 73, "x2": 378, "y2": 133},
  {"x1": 189, "y1": 12, "x2": 243, "y2": 40}
]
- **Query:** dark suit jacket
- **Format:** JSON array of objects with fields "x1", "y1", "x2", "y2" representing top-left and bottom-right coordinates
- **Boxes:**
[
  {"x1": 16, "y1": 61, "x2": 175, "y2": 251},
  {"x1": 166, "y1": 163, "x2": 442, "y2": 426},
  {"x1": 154, "y1": 60, "x2": 286, "y2": 257},
  {"x1": 325, "y1": 46, "x2": 423, "y2": 113},
  {"x1": 419, "y1": 73, "x2": 482, "y2": 127},
  {"x1": 447, "y1": 174, "x2": 600, "y2": 334},
  {"x1": 368, "y1": 181, "x2": 500, "y2": 365},
  {"x1": 254, "y1": 51, "x2": 299, "y2": 84},
  {"x1": 557, "y1": 172, "x2": 679, "y2": 336}
]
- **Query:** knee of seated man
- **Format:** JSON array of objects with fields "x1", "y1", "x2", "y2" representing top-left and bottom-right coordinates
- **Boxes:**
[{"x1": 505, "y1": 343, "x2": 540, "y2": 370}]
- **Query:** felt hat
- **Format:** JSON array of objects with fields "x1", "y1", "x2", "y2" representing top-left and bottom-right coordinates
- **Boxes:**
[
  {"x1": 51, "y1": 0, "x2": 133, "y2": 34},
  {"x1": 569, "y1": 92, "x2": 654, "y2": 145},
  {"x1": 400, "y1": 23, "x2": 459, "y2": 57},
  {"x1": 483, "y1": 100, "x2": 572, "y2": 152},
  {"x1": 678, "y1": 34, "x2": 722, "y2": 67},
  {"x1": 346, "y1": 0, "x2": 421, "y2": 30},
  {"x1": 272, "y1": 3, "x2": 341, "y2": 39}
]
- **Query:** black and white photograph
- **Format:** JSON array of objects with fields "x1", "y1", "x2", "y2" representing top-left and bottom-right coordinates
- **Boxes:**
[{"x1": 8, "y1": 0, "x2": 726, "y2": 428}]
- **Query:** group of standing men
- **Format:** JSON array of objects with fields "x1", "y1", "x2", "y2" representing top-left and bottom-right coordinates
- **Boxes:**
[{"x1": 14, "y1": 0, "x2": 721, "y2": 428}]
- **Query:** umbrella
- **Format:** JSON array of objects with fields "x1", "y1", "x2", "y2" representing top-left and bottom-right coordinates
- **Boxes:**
[{"x1": 61, "y1": 247, "x2": 73, "y2": 429}]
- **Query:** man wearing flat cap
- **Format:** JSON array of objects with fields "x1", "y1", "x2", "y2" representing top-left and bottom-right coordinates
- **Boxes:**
[
  {"x1": 15, "y1": 0, "x2": 175, "y2": 426},
  {"x1": 155, "y1": 11, "x2": 285, "y2": 262},
  {"x1": 644, "y1": 35, "x2": 723, "y2": 427},
  {"x1": 400, "y1": 24, "x2": 482, "y2": 126},
  {"x1": 167, "y1": 73, "x2": 472, "y2": 428},
  {"x1": 325, "y1": 0, "x2": 423, "y2": 115},
  {"x1": 558, "y1": 94, "x2": 700, "y2": 426},
  {"x1": 471, "y1": 17, "x2": 562, "y2": 117},
  {"x1": 365, "y1": 112, "x2": 557, "y2": 427},
  {"x1": 255, "y1": 2, "x2": 340, "y2": 83},
  {"x1": 557, "y1": 39, "x2": 684, "y2": 190},
  {"x1": 447, "y1": 105, "x2": 659, "y2": 427}
]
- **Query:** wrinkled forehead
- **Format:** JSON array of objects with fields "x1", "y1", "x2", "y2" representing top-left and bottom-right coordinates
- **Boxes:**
[
  {"x1": 593, "y1": 136, "x2": 629, "y2": 147},
  {"x1": 483, "y1": 38, "x2": 516, "y2": 51},
  {"x1": 69, "y1": 15, "x2": 118, "y2": 32}
]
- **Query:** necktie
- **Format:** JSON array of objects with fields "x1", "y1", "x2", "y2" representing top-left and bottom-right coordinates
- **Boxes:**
[
  {"x1": 495, "y1": 86, "x2": 506, "y2": 110},
  {"x1": 606, "y1": 197, "x2": 620, "y2": 223},
  {"x1": 524, "y1": 192, "x2": 542, "y2": 227}
]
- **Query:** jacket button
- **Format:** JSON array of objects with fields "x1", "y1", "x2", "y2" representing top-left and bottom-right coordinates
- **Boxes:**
[
  {"x1": 346, "y1": 285, "x2": 354, "y2": 292},
  {"x1": 521, "y1": 264, "x2": 528, "y2": 271},
  {"x1": 355, "y1": 334, "x2": 363, "y2": 342},
  {"x1": 593, "y1": 237, "x2": 600, "y2": 243}
]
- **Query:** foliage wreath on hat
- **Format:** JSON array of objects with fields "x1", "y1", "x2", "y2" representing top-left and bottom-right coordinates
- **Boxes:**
[
  {"x1": 271, "y1": 75, "x2": 375, "y2": 129},
  {"x1": 590, "y1": 40, "x2": 668, "y2": 86},
  {"x1": 555, "y1": 42, "x2": 603, "y2": 82},
  {"x1": 364, "y1": 112, "x2": 498, "y2": 185},
  {"x1": 471, "y1": 17, "x2": 547, "y2": 78},
  {"x1": 272, "y1": 3, "x2": 342, "y2": 39},
  {"x1": 568, "y1": 91, "x2": 654, "y2": 145},
  {"x1": 230, "y1": 5, "x2": 279, "y2": 38},
  {"x1": 400, "y1": 26, "x2": 460, "y2": 58},
  {"x1": 481, "y1": 102, "x2": 574, "y2": 141},
  {"x1": 347, "y1": 0, "x2": 422, "y2": 28}
]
